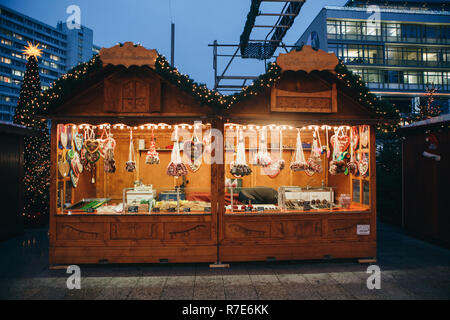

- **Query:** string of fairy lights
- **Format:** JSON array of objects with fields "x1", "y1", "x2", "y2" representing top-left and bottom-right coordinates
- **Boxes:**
[{"x1": 32, "y1": 43, "x2": 398, "y2": 133}]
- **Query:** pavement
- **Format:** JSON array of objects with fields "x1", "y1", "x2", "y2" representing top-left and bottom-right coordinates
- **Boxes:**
[{"x1": 0, "y1": 222, "x2": 449, "y2": 300}]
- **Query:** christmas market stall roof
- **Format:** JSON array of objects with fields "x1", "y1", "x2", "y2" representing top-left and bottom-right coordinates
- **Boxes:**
[{"x1": 36, "y1": 42, "x2": 399, "y2": 127}]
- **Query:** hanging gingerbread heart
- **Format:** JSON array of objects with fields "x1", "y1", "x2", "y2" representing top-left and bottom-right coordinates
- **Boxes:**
[
  {"x1": 263, "y1": 160, "x2": 282, "y2": 178},
  {"x1": 70, "y1": 170, "x2": 79, "y2": 188},
  {"x1": 85, "y1": 139, "x2": 100, "y2": 153},
  {"x1": 360, "y1": 125, "x2": 369, "y2": 148},
  {"x1": 330, "y1": 135, "x2": 350, "y2": 153},
  {"x1": 59, "y1": 124, "x2": 68, "y2": 149},
  {"x1": 74, "y1": 133, "x2": 83, "y2": 152},
  {"x1": 86, "y1": 150, "x2": 101, "y2": 164},
  {"x1": 358, "y1": 157, "x2": 369, "y2": 176},
  {"x1": 351, "y1": 127, "x2": 359, "y2": 151}
]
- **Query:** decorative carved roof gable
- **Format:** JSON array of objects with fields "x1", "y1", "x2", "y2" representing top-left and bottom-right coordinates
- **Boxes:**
[{"x1": 276, "y1": 45, "x2": 339, "y2": 74}]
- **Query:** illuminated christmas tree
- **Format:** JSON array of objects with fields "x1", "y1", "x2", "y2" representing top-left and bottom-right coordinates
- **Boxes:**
[
  {"x1": 419, "y1": 85, "x2": 441, "y2": 120},
  {"x1": 13, "y1": 42, "x2": 50, "y2": 226}
]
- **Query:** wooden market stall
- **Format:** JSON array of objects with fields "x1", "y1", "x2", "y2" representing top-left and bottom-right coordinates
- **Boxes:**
[
  {"x1": 45, "y1": 43, "x2": 220, "y2": 264},
  {"x1": 400, "y1": 114, "x2": 449, "y2": 248},
  {"x1": 43, "y1": 43, "x2": 388, "y2": 265}
]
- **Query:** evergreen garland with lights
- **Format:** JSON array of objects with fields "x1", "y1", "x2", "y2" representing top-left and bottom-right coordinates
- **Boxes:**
[
  {"x1": 13, "y1": 44, "x2": 50, "y2": 226},
  {"x1": 335, "y1": 60, "x2": 400, "y2": 132}
]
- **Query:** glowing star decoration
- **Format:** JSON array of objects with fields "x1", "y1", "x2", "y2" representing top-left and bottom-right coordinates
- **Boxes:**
[{"x1": 22, "y1": 42, "x2": 43, "y2": 58}]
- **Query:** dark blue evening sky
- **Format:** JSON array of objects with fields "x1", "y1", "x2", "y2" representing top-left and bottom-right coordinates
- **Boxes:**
[{"x1": 1, "y1": 0, "x2": 346, "y2": 89}]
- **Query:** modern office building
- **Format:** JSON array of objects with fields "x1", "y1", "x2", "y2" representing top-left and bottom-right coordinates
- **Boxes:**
[
  {"x1": 295, "y1": 0, "x2": 450, "y2": 115},
  {"x1": 0, "y1": 5, "x2": 98, "y2": 121}
]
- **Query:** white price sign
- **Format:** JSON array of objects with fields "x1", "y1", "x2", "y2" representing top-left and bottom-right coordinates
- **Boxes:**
[{"x1": 357, "y1": 224, "x2": 370, "y2": 235}]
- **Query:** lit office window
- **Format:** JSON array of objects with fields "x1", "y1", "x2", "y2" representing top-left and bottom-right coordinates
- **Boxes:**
[
  {"x1": 11, "y1": 52, "x2": 23, "y2": 59},
  {"x1": 13, "y1": 33, "x2": 23, "y2": 40},
  {"x1": 423, "y1": 50, "x2": 438, "y2": 62},
  {"x1": 347, "y1": 45, "x2": 361, "y2": 61},
  {"x1": 365, "y1": 46, "x2": 382, "y2": 64},
  {"x1": 405, "y1": 49, "x2": 418, "y2": 61},
  {"x1": 404, "y1": 72, "x2": 421, "y2": 84},
  {"x1": 50, "y1": 54, "x2": 59, "y2": 61},
  {"x1": 12, "y1": 69, "x2": 23, "y2": 77},
  {"x1": 50, "y1": 62, "x2": 58, "y2": 69},
  {"x1": 0, "y1": 57, "x2": 11, "y2": 64},
  {"x1": 1, "y1": 38, "x2": 12, "y2": 46},
  {"x1": 367, "y1": 70, "x2": 381, "y2": 83},
  {"x1": 443, "y1": 73, "x2": 449, "y2": 85},
  {"x1": 424, "y1": 72, "x2": 442, "y2": 85}
]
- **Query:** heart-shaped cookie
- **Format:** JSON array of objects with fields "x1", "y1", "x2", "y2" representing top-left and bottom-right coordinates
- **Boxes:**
[
  {"x1": 263, "y1": 161, "x2": 282, "y2": 178},
  {"x1": 330, "y1": 135, "x2": 350, "y2": 153},
  {"x1": 84, "y1": 139, "x2": 100, "y2": 153},
  {"x1": 70, "y1": 170, "x2": 79, "y2": 188},
  {"x1": 358, "y1": 159, "x2": 369, "y2": 176},
  {"x1": 74, "y1": 133, "x2": 84, "y2": 151},
  {"x1": 85, "y1": 150, "x2": 100, "y2": 163}
]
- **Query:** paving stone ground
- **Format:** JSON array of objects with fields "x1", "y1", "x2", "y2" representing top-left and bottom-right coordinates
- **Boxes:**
[{"x1": 0, "y1": 222, "x2": 449, "y2": 300}]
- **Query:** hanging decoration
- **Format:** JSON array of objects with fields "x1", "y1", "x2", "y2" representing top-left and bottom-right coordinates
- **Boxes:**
[
  {"x1": 329, "y1": 127, "x2": 348, "y2": 175},
  {"x1": 167, "y1": 126, "x2": 188, "y2": 177},
  {"x1": 347, "y1": 127, "x2": 359, "y2": 175},
  {"x1": 422, "y1": 133, "x2": 441, "y2": 161},
  {"x1": 57, "y1": 150, "x2": 70, "y2": 178},
  {"x1": 65, "y1": 124, "x2": 74, "y2": 150},
  {"x1": 84, "y1": 126, "x2": 101, "y2": 164},
  {"x1": 126, "y1": 129, "x2": 136, "y2": 172},
  {"x1": 70, "y1": 170, "x2": 79, "y2": 188},
  {"x1": 360, "y1": 125, "x2": 369, "y2": 148},
  {"x1": 325, "y1": 126, "x2": 330, "y2": 158},
  {"x1": 59, "y1": 124, "x2": 68, "y2": 149},
  {"x1": 305, "y1": 127, "x2": 323, "y2": 176},
  {"x1": 263, "y1": 129, "x2": 285, "y2": 178},
  {"x1": 358, "y1": 153, "x2": 369, "y2": 176},
  {"x1": 183, "y1": 127, "x2": 204, "y2": 172},
  {"x1": 253, "y1": 127, "x2": 271, "y2": 167},
  {"x1": 230, "y1": 126, "x2": 252, "y2": 178},
  {"x1": 70, "y1": 150, "x2": 83, "y2": 177},
  {"x1": 73, "y1": 127, "x2": 84, "y2": 152},
  {"x1": 145, "y1": 128, "x2": 160, "y2": 165},
  {"x1": 290, "y1": 129, "x2": 308, "y2": 172}
]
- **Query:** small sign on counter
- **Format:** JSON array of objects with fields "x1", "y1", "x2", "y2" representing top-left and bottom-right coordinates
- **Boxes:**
[{"x1": 357, "y1": 224, "x2": 370, "y2": 235}]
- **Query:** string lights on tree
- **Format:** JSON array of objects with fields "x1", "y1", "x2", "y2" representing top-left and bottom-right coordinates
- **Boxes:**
[{"x1": 13, "y1": 42, "x2": 50, "y2": 225}]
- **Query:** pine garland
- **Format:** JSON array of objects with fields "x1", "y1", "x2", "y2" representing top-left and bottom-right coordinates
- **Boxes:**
[{"x1": 35, "y1": 50, "x2": 397, "y2": 133}]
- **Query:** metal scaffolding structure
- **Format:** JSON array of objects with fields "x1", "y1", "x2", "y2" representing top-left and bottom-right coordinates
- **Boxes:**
[{"x1": 210, "y1": 0, "x2": 305, "y2": 92}]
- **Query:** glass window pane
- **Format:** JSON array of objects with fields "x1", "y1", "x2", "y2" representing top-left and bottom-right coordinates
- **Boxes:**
[
  {"x1": 363, "y1": 180, "x2": 370, "y2": 205},
  {"x1": 352, "y1": 179, "x2": 360, "y2": 203}
]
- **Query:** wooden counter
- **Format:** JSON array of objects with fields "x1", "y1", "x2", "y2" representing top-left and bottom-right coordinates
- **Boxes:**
[{"x1": 50, "y1": 213, "x2": 217, "y2": 264}]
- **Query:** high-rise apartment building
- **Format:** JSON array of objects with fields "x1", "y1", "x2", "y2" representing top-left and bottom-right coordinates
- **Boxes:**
[
  {"x1": 296, "y1": 0, "x2": 450, "y2": 114},
  {"x1": 0, "y1": 5, "x2": 98, "y2": 121}
]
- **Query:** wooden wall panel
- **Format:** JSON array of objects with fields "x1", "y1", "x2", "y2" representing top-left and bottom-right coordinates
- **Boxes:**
[
  {"x1": 56, "y1": 222, "x2": 104, "y2": 240},
  {"x1": 110, "y1": 222, "x2": 161, "y2": 240},
  {"x1": 164, "y1": 222, "x2": 211, "y2": 240}
]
